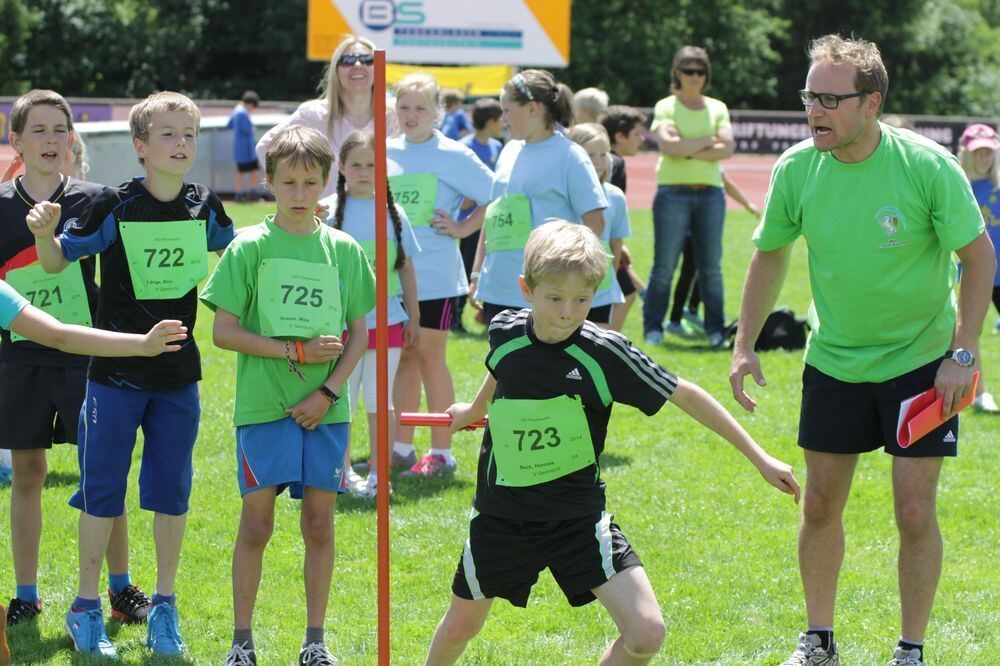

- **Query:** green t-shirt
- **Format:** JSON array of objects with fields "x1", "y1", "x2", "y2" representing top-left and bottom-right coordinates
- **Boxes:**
[
  {"x1": 651, "y1": 95, "x2": 730, "y2": 187},
  {"x1": 200, "y1": 217, "x2": 376, "y2": 426},
  {"x1": 753, "y1": 123, "x2": 985, "y2": 382}
]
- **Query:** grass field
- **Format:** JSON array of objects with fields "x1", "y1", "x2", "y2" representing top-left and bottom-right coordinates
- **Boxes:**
[{"x1": 1, "y1": 203, "x2": 997, "y2": 664}]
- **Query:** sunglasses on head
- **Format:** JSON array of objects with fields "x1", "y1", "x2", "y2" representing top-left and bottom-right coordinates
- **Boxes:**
[
  {"x1": 679, "y1": 67, "x2": 706, "y2": 76},
  {"x1": 338, "y1": 53, "x2": 375, "y2": 67}
]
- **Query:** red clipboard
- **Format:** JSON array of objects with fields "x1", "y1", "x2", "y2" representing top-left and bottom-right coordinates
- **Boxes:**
[{"x1": 896, "y1": 371, "x2": 979, "y2": 448}]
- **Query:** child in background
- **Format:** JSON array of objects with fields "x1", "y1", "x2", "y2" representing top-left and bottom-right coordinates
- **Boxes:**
[
  {"x1": 566, "y1": 123, "x2": 631, "y2": 328},
  {"x1": 201, "y1": 125, "x2": 374, "y2": 665},
  {"x1": 471, "y1": 69, "x2": 607, "y2": 325},
  {"x1": 2, "y1": 90, "x2": 147, "y2": 633},
  {"x1": 227, "y1": 90, "x2": 262, "y2": 202},
  {"x1": 424, "y1": 221, "x2": 799, "y2": 665},
  {"x1": 571, "y1": 87, "x2": 609, "y2": 125},
  {"x1": 387, "y1": 73, "x2": 494, "y2": 479},
  {"x1": 321, "y1": 129, "x2": 421, "y2": 498},
  {"x1": 440, "y1": 89, "x2": 472, "y2": 141},
  {"x1": 29, "y1": 91, "x2": 235, "y2": 657}
]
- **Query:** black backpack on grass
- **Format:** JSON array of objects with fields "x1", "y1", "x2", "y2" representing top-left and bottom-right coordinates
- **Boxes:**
[{"x1": 724, "y1": 308, "x2": 808, "y2": 351}]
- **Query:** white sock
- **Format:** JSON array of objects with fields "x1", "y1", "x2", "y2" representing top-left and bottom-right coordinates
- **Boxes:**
[
  {"x1": 393, "y1": 442, "x2": 414, "y2": 455},
  {"x1": 430, "y1": 448, "x2": 455, "y2": 464}
]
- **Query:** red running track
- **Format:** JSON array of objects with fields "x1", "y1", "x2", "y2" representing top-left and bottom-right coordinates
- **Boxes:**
[{"x1": 623, "y1": 152, "x2": 776, "y2": 211}]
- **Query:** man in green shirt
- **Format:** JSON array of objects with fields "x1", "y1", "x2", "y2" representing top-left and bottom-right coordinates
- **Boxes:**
[{"x1": 729, "y1": 35, "x2": 995, "y2": 666}]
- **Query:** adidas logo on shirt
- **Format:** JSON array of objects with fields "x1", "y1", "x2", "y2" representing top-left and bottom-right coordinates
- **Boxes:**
[
  {"x1": 943, "y1": 431, "x2": 956, "y2": 443},
  {"x1": 566, "y1": 368, "x2": 582, "y2": 380}
]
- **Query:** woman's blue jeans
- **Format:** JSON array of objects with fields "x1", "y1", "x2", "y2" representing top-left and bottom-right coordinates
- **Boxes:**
[{"x1": 643, "y1": 185, "x2": 726, "y2": 337}]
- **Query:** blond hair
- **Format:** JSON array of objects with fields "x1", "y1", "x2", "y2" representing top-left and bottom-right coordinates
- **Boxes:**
[
  {"x1": 128, "y1": 92, "x2": 200, "y2": 165},
  {"x1": 566, "y1": 123, "x2": 610, "y2": 182},
  {"x1": 808, "y1": 35, "x2": 888, "y2": 114},
  {"x1": 320, "y1": 35, "x2": 377, "y2": 134},
  {"x1": 958, "y1": 145, "x2": 1000, "y2": 188},
  {"x1": 572, "y1": 87, "x2": 609, "y2": 121},
  {"x1": 394, "y1": 72, "x2": 442, "y2": 123},
  {"x1": 523, "y1": 221, "x2": 608, "y2": 290},
  {"x1": 265, "y1": 125, "x2": 335, "y2": 182},
  {"x1": 67, "y1": 134, "x2": 89, "y2": 178}
]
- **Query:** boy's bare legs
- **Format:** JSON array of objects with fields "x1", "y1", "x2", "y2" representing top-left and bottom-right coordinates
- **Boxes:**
[
  {"x1": 592, "y1": 567, "x2": 665, "y2": 665},
  {"x1": 393, "y1": 347, "x2": 422, "y2": 446},
  {"x1": 609, "y1": 293, "x2": 636, "y2": 332},
  {"x1": 799, "y1": 451, "x2": 859, "y2": 628},
  {"x1": 425, "y1": 596, "x2": 493, "y2": 666},
  {"x1": 106, "y1": 509, "x2": 130, "y2": 577},
  {"x1": 301, "y1": 487, "x2": 338, "y2": 628},
  {"x1": 232, "y1": 488, "x2": 277, "y2": 629},
  {"x1": 153, "y1": 513, "x2": 186, "y2": 597},
  {"x1": 417, "y1": 330, "x2": 454, "y2": 451},
  {"x1": 77, "y1": 513, "x2": 115, "y2": 598},
  {"x1": 893, "y1": 456, "x2": 943, "y2": 642},
  {"x1": 10, "y1": 450, "x2": 46, "y2": 593}
]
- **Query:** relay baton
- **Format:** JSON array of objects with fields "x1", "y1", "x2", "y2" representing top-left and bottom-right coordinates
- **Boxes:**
[{"x1": 400, "y1": 412, "x2": 488, "y2": 429}]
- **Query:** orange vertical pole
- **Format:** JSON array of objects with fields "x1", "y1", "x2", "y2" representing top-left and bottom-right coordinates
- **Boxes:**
[{"x1": 373, "y1": 49, "x2": 391, "y2": 666}]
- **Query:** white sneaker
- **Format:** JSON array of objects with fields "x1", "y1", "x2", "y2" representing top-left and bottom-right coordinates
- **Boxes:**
[
  {"x1": 782, "y1": 633, "x2": 840, "y2": 665},
  {"x1": 345, "y1": 468, "x2": 366, "y2": 492},
  {"x1": 973, "y1": 392, "x2": 999, "y2": 413},
  {"x1": 354, "y1": 475, "x2": 391, "y2": 500},
  {"x1": 643, "y1": 331, "x2": 664, "y2": 346},
  {"x1": 887, "y1": 646, "x2": 924, "y2": 666}
]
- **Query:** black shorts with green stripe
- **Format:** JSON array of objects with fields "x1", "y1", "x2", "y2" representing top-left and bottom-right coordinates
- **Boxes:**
[{"x1": 452, "y1": 510, "x2": 642, "y2": 607}]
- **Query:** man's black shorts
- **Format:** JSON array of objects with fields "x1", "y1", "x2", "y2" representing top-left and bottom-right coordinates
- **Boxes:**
[
  {"x1": 452, "y1": 511, "x2": 642, "y2": 607},
  {"x1": 0, "y1": 362, "x2": 86, "y2": 449},
  {"x1": 799, "y1": 357, "x2": 958, "y2": 457},
  {"x1": 586, "y1": 304, "x2": 612, "y2": 325},
  {"x1": 617, "y1": 265, "x2": 636, "y2": 296},
  {"x1": 236, "y1": 159, "x2": 260, "y2": 173}
]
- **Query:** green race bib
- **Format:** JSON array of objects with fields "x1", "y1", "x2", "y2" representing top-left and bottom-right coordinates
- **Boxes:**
[
  {"x1": 485, "y1": 195, "x2": 532, "y2": 253},
  {"x1": 488, "y1": 395, "x2": 595, "y2": 487},
  {"x1": 359, "y1": 240, "x2": 401, "y2": 297},
  {"x1": 257, "y1": 258, "x2": 343, "y2": 339},
  {"x1": 599, "y1": 241, "x2": 614, "y2": 291},
  {"x1": 119, "y1": 220, "x2": 208, "y2": 300},
  {"x1": 389, "y1": 173, "x2": 437, "y2": 227},
  {"x1": 5, "y1": 262, "x2": 92, "y2": 343}
]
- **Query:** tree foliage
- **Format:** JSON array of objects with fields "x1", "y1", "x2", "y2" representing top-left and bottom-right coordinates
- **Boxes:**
[{"x1": 1, "y1": 0, "x2": 996, "y2": 115}]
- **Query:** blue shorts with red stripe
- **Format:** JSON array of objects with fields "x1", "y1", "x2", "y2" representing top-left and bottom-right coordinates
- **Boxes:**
[
  {"x1": 69, "y1": 381, "x2": 200, "y2": 517},
  {"x1": 236, "y1": 418, "x2": 349, "y2": 498}
]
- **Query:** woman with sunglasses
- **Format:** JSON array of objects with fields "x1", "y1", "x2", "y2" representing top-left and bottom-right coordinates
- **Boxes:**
[
  {"x1": 255, "y1": 35, "x2": 398, "y2": 198},
  {"x1": 642, "y1": 45, "x2": 734, "y2": 349}
]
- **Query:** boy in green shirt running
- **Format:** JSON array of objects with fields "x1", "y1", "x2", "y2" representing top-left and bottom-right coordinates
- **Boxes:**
[{"x1": 201, "y1": 126, "x2": 375, "y2": 666}]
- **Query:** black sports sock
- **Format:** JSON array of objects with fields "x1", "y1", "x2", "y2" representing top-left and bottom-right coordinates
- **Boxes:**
[
  {"x1": 807, "y1": 629, "x2": 834, "y2": 652},
  {"x1": 898, "y1": 639, "x2": 924, "y2": 657}
]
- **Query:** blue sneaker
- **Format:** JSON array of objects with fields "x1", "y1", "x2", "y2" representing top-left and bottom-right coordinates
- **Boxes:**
[
  {"x1": 146, "y1": 602, "x2": 185, "y2": 655},
  {"x1": 65, "y1": 607, "x2": 116, "y2": 658}
]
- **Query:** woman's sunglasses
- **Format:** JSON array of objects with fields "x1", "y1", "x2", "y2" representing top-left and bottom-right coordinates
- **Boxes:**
[
  {"x1": 679, "y1": 67, "x2": 706, "y2": 77},
  {"x1": 338, "y1": 53, "x2": 375, "y2": 67}
]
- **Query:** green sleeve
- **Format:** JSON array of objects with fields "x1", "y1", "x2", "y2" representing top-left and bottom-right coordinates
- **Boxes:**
[
  {"x1": 200, "y1": 240, "x2": 253, "y2": 318},
  {"x1": 753, "y1": 161, "x2": 801, "y2": 251},
  {"x1": 649, "y1": 97, "x2": 674, "y2": 133},
  {"x1": 930, "y1": 157, "x2": 987, "y2": 251},
  {"x1": 339, "y1": 236, "x2": 376, "y2": 323},
  {"x1": 713, "y1": 100, "x2": 732, "y2": 130}
]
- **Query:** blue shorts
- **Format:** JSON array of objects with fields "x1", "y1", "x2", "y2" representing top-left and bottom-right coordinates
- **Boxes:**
[
  {"x1": 69, "y1": 381, "x2": 201, "y2": 517},
  {"x1": 236, "y1": 418, "x2": 349, "y2": 498}
]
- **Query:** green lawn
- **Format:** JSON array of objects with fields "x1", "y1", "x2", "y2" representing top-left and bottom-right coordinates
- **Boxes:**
[{"x1": 1, "y1": 204, "x2": 997, "y2": 664}]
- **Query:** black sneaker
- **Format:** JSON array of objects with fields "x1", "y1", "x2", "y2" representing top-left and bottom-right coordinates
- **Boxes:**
[
  {"x1": 299, "y1": 643, "x2": 338, "y2": 665},
  {"x1": 108, "y1": 585, "x2": 151, "y2": 624},
  {"x1": 6, "y1": 597, "x2": 41, "y2": 627},
  {"x1": 225, "y1": 642, "x2": 257, "y2": 665}
]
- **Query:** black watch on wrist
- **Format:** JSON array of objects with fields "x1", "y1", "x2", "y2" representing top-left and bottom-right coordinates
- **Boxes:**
[
  {"x1": 945, "y1": 348, "x2": 975, "y2": 367},
  {"x1": 317, "y1": 385, "x2": 339, "y2": 403}
]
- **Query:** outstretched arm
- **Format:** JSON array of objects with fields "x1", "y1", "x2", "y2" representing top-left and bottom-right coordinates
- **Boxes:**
[
  {"x1": 10, "y1": 306, "x2": 186, "y2": 357},
  {"x1": 447, "y1": 373, "x2": 497, "y2": 433},
  {"x1": 670, "y1": 378, "x2": 800, "y2": 502}
]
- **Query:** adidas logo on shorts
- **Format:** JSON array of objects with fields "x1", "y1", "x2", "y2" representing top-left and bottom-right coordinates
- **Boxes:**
[
  {"x1": 943, "y1": 430, "x2": 956, "y2": 443},
  {"x1": 566, "y1": 368, "x2": 582, "y2": 380}
]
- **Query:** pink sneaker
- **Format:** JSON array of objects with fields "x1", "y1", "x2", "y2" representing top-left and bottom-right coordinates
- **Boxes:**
[{"x1": 400, "y1": 453, "x2": 456, "y2": 478}]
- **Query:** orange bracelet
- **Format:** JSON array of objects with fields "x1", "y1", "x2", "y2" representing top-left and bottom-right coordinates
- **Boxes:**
[{"x1": 295, "y1": 340, "x2": 305, "y2": 364}]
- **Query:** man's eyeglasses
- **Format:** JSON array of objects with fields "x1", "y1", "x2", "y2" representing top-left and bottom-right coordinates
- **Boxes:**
[
  {"x1": 338, "y1": 53, "x2": 375, "y2": 67},
  {"x1": 679, "y1": 67, "x2": 706, "y2": 77},
  {"x1": 799, "y1": 90, "x2": 867, "y2": 110}
]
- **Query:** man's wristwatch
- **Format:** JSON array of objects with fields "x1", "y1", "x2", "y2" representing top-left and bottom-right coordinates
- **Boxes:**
[
  {"x1": 317, "y1": 385, "x2": 340, "y2": 403},
  {"x1": 945, "y1": 348, "x2": 976, "y2": 367}
]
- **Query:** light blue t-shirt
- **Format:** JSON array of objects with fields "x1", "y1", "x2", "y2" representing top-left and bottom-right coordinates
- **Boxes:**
[
  {"x1": 478, "y1": 133, "x2": 608, "y2": 307},
  {"x1": 387, "y1": 130, "x2": 494, "y2": 301},
  {"x1": 591, "y1": 183, "x2": 631, "y2": 308},
  {"x1": 320, "y1": 195, "x2": 421, "y2": 329},
  {"x1": 0, "y1": 279, "x2": 30, "y2": 330}
]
